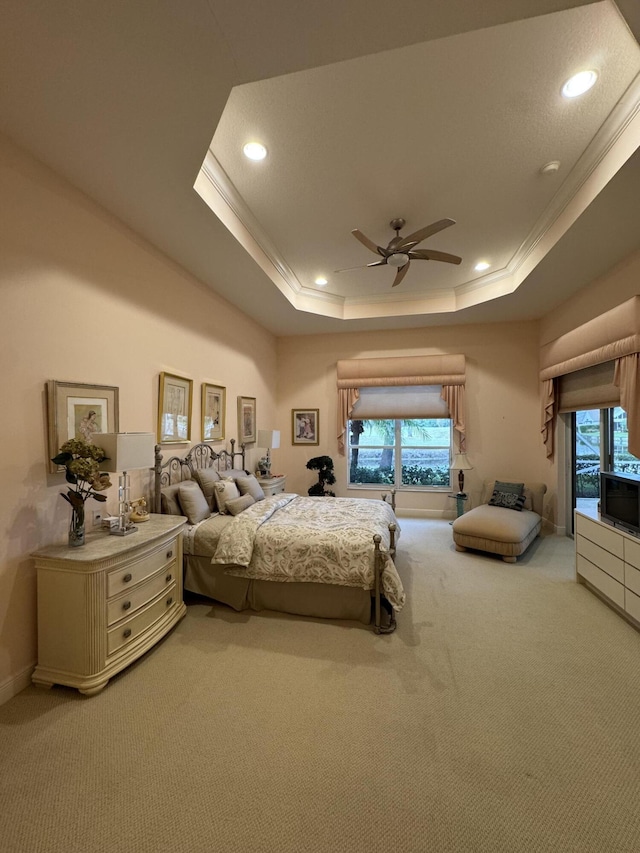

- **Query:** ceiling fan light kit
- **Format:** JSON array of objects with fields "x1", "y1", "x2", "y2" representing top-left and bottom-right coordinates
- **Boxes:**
[{"x1": 346, "y1": 217, "x2": 462, "y2": 287}]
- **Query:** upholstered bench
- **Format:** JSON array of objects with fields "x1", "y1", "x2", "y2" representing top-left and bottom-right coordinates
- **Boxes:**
[{"x1": 452, "y1": 480, "x2": 547, "y2": 563}]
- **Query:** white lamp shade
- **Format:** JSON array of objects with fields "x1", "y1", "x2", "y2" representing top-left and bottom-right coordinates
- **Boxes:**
[
  {"x1": 98, "y1": 433, "x2": 156, "y2": 472},
  {"x1": 451, "y1": 453, "x2": 473, "y2": 471},
  {"x1": 257, "y1": 429, "x2": 280, "y2": 450}
]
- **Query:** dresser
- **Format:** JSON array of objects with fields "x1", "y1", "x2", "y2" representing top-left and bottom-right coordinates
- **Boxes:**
[
  {"x1": 575, "y1": 509, "x2": 640, "y2": 628},
  {"x1": 258, "y1": 474, "x2": 287, "y2": 496},
  {"x1": 32, "y1": 514, "x2": 187, "y2": 695}
]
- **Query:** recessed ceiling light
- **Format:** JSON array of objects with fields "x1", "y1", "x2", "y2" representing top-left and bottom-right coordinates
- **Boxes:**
[
  {"x1": 562, "y1": 70, "x2": 598, "y2": 98},
  {"x1": 315, "y1": 277, "x2": 328, "y2": 286},
  {"x1": 243, "y1": 141, "x2": 267, "y2": 161},
  {"x1": 474, "y1": 261, "x2": 490, "y2": 272}
]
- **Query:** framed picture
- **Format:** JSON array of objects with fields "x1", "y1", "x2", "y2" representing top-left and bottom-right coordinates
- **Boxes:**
[
  {"x1": 292, "y1": 408, "x2": 319, "y2": 445},
  {"x1": 46, "y1": 380, "x2": 119, "y2": 473},
  {"x1": 202, "y1": 382, "x2": 225, "y2": 442},
  {"x1": 237, "y1": 396, "x2": 256, "y2": 443},
  {"x1": 158, "y1": 372, "x2": 193, "y2": 444}
]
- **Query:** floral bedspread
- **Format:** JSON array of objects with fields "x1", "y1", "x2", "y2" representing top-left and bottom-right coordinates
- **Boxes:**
[{"x1": 212, "y1": 494, "x2": 405, "y2": 610}]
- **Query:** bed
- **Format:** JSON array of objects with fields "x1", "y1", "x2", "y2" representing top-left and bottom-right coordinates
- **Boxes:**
[{"x1": 153, "y1": 442, "x2": 403, "y2": 633}]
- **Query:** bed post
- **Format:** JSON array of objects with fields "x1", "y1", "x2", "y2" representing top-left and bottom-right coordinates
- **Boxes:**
[
  {"x1": 381, "y1": 489, "x2": 397, "y2": 512},
  {"x1": 373, "y1": 532, "x2": 397, "y2": 635},
  {"x1": 154, "y1": 444, "x2": 163, "y2": 514}
]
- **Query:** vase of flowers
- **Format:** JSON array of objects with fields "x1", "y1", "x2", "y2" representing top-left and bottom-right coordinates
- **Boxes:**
[{"x1": 51, "y1": 439, "x2": 112, "y2": 547}]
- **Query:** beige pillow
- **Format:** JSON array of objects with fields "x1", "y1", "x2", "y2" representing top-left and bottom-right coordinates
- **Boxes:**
[
  {"x1": 160, "y1": 483, "x2": 183, "y2": 516},
  {"x1": 225, "y1": 494, "x2": 255, "y2": 516},
  {"x1": 214, "y1": 477, "x2": 241, "y2": 513},
  {"x1": 236, "y1": 474, "x2": 265, "y2": 502},
  {"x1": 178, "y1": 480, "x2": 211, "y2": 524},
  {"x1": 193, "y1": 468, "x2": 221, "y2": 510},
  {"x1": 221, "y1": 468, "x2": 249, "y2": 480}
]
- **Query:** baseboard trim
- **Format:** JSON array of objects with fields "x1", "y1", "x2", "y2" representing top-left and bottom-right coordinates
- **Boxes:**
[
  {"x1": 0, "y1": 664, "x2": 35, "y2": 707},
  {"x1": 396, "y1": 509, "x2": 455, "y2": 520}
]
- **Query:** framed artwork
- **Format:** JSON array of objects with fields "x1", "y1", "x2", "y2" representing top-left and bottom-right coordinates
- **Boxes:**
[
  {"x1": 292, "y1": 408, "x2": 319, "y2": 446},
  {"x1": 237, "y1": 396, "x2": 256, "y2": 443},
  {"x1": 158, "y1": 372, "x2": 193, "y2": 444},
  {"x1": 202, "y1": 382, "x2": 225, "y2": 442},
  {"x1": 46, "y1": 380, "x2": 119, "y2": 473}
]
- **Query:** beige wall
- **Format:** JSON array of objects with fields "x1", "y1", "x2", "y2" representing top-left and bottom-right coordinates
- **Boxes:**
[
  {"x1": 276, "y1": 321, "x2": 552, "y2": 517},
  {"x1": 0, "y1": 135, "x2": 277, "y2": 701}
]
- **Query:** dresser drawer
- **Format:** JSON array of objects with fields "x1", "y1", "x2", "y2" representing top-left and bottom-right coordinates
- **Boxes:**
[
  {"x1": 577, "y1": 554, "x2": 625, "y2": 607},
  {"x1": 107, "y1": 561, "x2": 177, "y2": 626},
  {"x1": 575, "y1": 514, "x2": 624, "y2": 558},
  {"x1": 624, "y1": 536, "x2": 640, "y2": 571},
  {"x1": 107, "y1": 584, "x2": 178, "y2": 656},
  {"x1": 576, "y1": 535, "x2": 624, "y2": 582},
  {"x1": 107, "y1": 539, "x2": 178, "y2": 598}
]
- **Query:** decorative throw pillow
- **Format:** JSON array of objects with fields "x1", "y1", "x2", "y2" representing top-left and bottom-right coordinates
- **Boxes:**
[
  {"x1": 225, "y1": 494, "x2": 255, "y2": 516},
  {"x1": 489, "y1": 480, "x2": 526, "y2": 511},
  {"x1": 193, "y1": 468, "x2": 221, "y2": 510},
  {"x1": 178, "y1": 480, "x2": 211, "y2": 524},
  {"x1": 214, "y1": 477, "x2": 241, "y2": 513},
  {"x1": 236, "y1": 474, "x2": 266, "y2": 502},
  {"x1": 160, "y1": 483, "x2": 183, "y2": 516}
]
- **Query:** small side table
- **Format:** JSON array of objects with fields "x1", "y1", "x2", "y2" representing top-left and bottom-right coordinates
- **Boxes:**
[
  {"x1": 448, "y1": 492, "x2": 468, "y2": 519},
  {"x1": 258, "y1": 475, "x2": 287, "y2": 496}
]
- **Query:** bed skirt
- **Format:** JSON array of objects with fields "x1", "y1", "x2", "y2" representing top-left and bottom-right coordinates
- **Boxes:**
[{"x1": 184, "y1": 555, "x2": 372, "y2": 624}]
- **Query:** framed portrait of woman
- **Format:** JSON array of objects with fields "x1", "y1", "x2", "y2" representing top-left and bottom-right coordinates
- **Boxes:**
[{"x1": 292, "y1": 408, "x2": 319, "y2": 445}]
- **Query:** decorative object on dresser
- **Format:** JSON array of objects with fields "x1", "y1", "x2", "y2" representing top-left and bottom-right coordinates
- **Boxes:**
[
  {"x1": 257, "y1": 429, "x2": 280, "y2": 477},
  {"x1": 155, "y1": 441, "x2": 402, "y2": 633},
  {"x1": 237, "y1": 396, "x2": 256, "y2": 443},
  {"x1": 575, "y1": 509, "x2": 640, "y2": 628},
  {"x1": 47, "y1": 379, "x2": 119, "y2": 474},
  {"x1": 32, "y1": 514, "x2": 187, "y2": 695},
  {"x1": 158, "y1": 372, "x2": 193, "y2": 444},
  {"x1": 98, "y1": 433, "x2": 156, "y2": 536},
  {"x1": 201, "y1": 382, "x2": 225, "y2": 442},
  {"x1": 50, "y1": 439, "x2": 113, "y2": 547},
  {"x1": 306, "y1": 455, "x2": 336, "y2": 496},
  {"x1": 292, "y1": 408, "x2": 319, "y2": 445}
]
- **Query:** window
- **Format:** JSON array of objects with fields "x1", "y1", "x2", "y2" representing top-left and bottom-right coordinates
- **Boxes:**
[{"x1": 348, "y1": 418, "x2": 452, "y2": 488}]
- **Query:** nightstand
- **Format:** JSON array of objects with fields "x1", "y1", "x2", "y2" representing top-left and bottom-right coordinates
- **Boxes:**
[
  {"x1": 258, "y1": 475, "x2": 287, "y2": 496},
  {"x1": 32, "y1": 514, "x2": 187, "y2": 695}
]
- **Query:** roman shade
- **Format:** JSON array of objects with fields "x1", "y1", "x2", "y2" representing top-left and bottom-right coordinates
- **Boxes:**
[
  {"x1": 540, "y1": 296, "x2": 640, "y2": 458},
  {"x1": 336, "y1": 354, "x2": 466, "y2": 454}
]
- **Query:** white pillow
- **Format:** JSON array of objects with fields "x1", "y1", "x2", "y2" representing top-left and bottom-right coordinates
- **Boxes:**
[{"x1": 214, "y1": 477, "x2": 241, "y2": 514}]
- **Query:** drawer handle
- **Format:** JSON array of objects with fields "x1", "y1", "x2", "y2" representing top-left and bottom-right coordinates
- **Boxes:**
[
  {"x1": 166, "y1": 596, "x2": 173, "y2": 607},
  {"x1": 122, "y1": 601, "x2": 131, "y2": 611},
  {"x1": 123, "y1": 628, "x2": 132, "y2": 639},
  {"x1": 123, "y1": 573, "x2": 132, "y2": 583},
  {"x1": 165, "y1": 573, "x2": 173, "y2": 583},
  {"x1": 166, "y1": 549, "x2": 173, "y2": 559}
]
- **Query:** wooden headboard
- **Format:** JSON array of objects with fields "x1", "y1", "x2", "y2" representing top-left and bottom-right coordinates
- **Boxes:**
[{"x1": 153, "y1": 440, "x2": 246, "y2": 513}]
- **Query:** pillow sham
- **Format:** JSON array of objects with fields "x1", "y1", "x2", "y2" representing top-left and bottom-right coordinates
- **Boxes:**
[
  {"x1": 489, "y1": 480, "x2": 526, "y2": 511},
  {"x1": 214, "y1": 477, "x2": 241, "y2": 513},
  {"x1": 225, "y1": 493, "x2": 255, "y2": 516},
  {"x1": 160, "y1": 483, "x2": 183, "y2": 516},
  {"x1": 193, "y1": 468, "x2": 221, "y2": 510},
  {"x1": 236, "y1": 474, "x2": 265, "y2": 502},
  {"x1": 221, "y1": 468, "x2": 250, "y2": 480},
  {"x1": 178, "y1": 480, "x2": 211, "y2": 524}
]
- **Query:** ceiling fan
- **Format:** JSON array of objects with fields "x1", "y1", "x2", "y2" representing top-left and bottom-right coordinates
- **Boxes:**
[{"x1": 337, "y1": 217, "x2": 462, "y2": 287}]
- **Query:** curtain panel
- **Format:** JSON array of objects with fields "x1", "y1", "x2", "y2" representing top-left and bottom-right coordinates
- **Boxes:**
[
  {"x1": 336, "y1": 354, "x2": 466, "y2": 455},
  {"x1": 539, "y1": 296, "x2": 640, "y2": 459}
]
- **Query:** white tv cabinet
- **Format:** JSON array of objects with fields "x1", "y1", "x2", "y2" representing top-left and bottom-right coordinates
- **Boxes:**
[{"x1": 575, "y1": 508, "x2": 640, "y2": 628}]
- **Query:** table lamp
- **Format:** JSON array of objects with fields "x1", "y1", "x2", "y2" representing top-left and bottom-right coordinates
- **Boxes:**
[
  {"x1": 257, "y1": 429, "x2": 280, "y2": 477},
  {"x1": 451, "y1": 452, "x2": 473, "y2": 495},
  {"x1": 98, "y1": 433, "x2": 155, "y2": 535}
]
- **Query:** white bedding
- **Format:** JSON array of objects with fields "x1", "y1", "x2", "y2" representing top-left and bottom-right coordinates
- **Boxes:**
[{"x1": 211, "y1": 494, "x2": 404, "y2": 610}]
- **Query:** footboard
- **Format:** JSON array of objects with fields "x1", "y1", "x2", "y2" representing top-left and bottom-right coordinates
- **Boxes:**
[{"x1": 373, "y1": 522, "x2": 398, "y2": 634}]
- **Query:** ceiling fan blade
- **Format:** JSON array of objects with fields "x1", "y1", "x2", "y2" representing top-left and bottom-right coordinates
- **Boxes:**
[
  {"x1": 334, "y1": 260, "x2": 387, "y2": 273},
  {"x1": 351, "y1": 229, "x2": 385, "y2": 255},
  {"x1": 396, "y1": 218, "x2": 456, "y2": 250},
  {"x1": 410, "y1": 249, "x2": 462, "y2": 265},
  {"x1": 391, "y1": 262, "x2": 410, "y2": 288}
]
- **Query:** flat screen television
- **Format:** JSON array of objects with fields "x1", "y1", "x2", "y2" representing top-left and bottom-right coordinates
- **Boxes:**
[{"x1": 600, "y1": 471, "x2": 640, "y2": 537}]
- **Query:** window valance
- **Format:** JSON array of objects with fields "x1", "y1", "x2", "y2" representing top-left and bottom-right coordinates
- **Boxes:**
[
  {"x1": 337, "y1": 354, "x2": 466, "y2": 454},
  {"x1": 540, "y1": 296, "x2": 640, "y2": 459}
]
